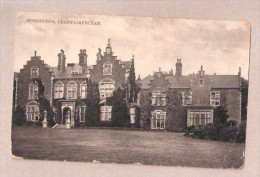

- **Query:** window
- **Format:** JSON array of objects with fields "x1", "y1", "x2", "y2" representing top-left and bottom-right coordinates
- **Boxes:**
[
  {"x1": 182, "y1": 91, "x2": 192, "y2": 106},
  {"x1": 71, "y1": 64, "x2": 83, "y2": 74},
  {"x1": 103, "y1": 62, "x2": 112, "y2": 75},
  {"x1": 54, "y1": 82, "x2": 64, "y2": 99},
  {"x1": 67, "y1": 81, "x2": 77, "y2": 99},
  {"x1": 29, "y1": 82, "x2": 38, "y2": 100},
  {"x1": 210, "y1": 91, "x2": 220, "y2": 106},
  {"x1": 79, "y1": 106, "x2": 86, "y2": 122},
  {"x1": 31, "y1": 67, "x2": 39, "y2": 78},
  {"x1": 187, "y1": 110, "x2": 213, "y2": 126},
  {"x1": 99, "y1": 79, "x2": 115, "y2": 99},
  {"x1": 80, "y1": 82, "x2": 87, "y2": 99},
  {"x1": 100, "y1": 106, "x2": 112, "y2": 121},
  {"x1": 151, "y1": 110, "x2": 166, "y2": 129},
  {"x1": 151, "y1": 90, "x2": 166, "y2": 106},
  {"x1": 26, "y1": 106, "x2": 40, "y2": 121}
]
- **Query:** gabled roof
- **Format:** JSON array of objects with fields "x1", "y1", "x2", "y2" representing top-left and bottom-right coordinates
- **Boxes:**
[
  {"x1": 166, "y1": 75, "x2": 191, "y2": 89},
  {"x1": 137, "y1": 75, "x2": 153, "y2": 89},
  {"x1": 209, "y1": 75, "x2": 240, "y2": 88}
]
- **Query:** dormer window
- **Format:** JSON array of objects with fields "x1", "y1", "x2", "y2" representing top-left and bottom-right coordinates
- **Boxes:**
[
  {"x1": 71, "y1": 64, "x2": 83, "y2": 74},
  {"x1": 31, "y1": 67, "x2": 39, "y2": 78},
  {"x1": 103, "y1": 62, "x2": 112, "y2": 75}
]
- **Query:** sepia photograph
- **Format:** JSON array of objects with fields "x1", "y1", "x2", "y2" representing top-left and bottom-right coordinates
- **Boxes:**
[{"x1": 11, "y1": 12, "x2": 250, "y2": 169}]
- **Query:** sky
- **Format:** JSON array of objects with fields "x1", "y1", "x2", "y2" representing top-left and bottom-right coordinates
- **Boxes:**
[{"x1": 14, "y1": 12, "x2": 250, "y2": 79}]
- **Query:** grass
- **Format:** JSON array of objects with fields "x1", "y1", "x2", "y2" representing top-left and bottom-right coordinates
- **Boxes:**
[{"x1": 11, "y1": 127, "x2": 245, "y2": 168}]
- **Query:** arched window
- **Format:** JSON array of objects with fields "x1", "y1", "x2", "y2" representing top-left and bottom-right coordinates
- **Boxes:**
[
  {"x1": 29, "y1": 82, "x2": 38, "y2": 100},
  {"x1": 67, "y1": 81, "x2": 77, "y2": 99},
  {"x1": 31, "y1": 66, "x2": 39, "y2": 78},
  {"x1": 54, "y1": 81, "x2": 64, "y2": 99},
  {"x1": 80, "y1": 81, "x2": 87, "y2": 99},
  {"x1": 99, "y1": 78, "x2": 115, "y2": 99},
  {"x1": 103, "y1": 62, "x2": 112, "y2": 75}
]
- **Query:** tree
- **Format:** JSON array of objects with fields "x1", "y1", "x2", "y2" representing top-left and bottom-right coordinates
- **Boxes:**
[
  {"x1": 85, "y1": 79, "x2": 100, "y2": 126},
  {"x1": 139, "y1": 91, "x2": 152, "y2": 130},
  {"x1": 33, "y1": 78, "x2": 55, "y2": 126},
  {"x1": 128, "y1": 58, "x2": 140, "y2": 103},
  {"x1": 111, "y1": 87, "x2": 130, "y2": 127},
  {"x1": 213, "y1": 106, "x2": 229, "y2": 125},
  {"x1": 166, "y1": 90, "x2": 186, "y2": 132}
]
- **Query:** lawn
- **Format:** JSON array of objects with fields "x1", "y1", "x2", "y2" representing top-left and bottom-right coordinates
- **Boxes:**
[{"x1": 11, "y1": 127, "x2": 245, "y2": 168}]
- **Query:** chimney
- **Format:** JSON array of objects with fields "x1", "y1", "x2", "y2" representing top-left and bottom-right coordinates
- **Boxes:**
[
  {"x1": 175, "y1": 58, "x2": 182, "y2": 77},
  {"x1": 238, "y1": 67, "x2": 241, "y2": 77},
  {"x1": 79, "y1": 49, "x2": 88, "y2": 66},
  {"x1": 199, "y1": 65, "x2": 205, "y2": 76},
  {"x1": 57, "y1": 49, "x2": 66, "y2": 73}
]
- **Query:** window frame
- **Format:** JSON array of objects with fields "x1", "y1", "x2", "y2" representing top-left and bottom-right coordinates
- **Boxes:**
[
  {"x1": 79, "y1": 106, "x2": 86, "y2": 122},
  {"x1": 31, "y1": 66, "x2": 39, "y2": 79},
  {"x1": 182, "y1": 91, "x2": 192, "y2": 106},
  {"x1": 151, "y1": 110, "x2": 166, "y2": 130},
  {"x1": 210, "y1": 91, "x2": 221, "y2": 106},
  {"x1": 188, "y1": 110, "x2": 213, "y2": 126},
  {"x1": 99, "y1": 79, "x2": 115, "y2": 99},
  {"x1": 151, "y1": 90, "x2": 166, "y2": 106},
  {"x1": 100, "y1": 106, "x2": 112, "y2": 121},
  {"x1": 26, "y1": 105, "x2": 40, "y2": 122},
  {"x1": 28, "y1": 82, "x2": 38, "y2": 100},
  {"x1": 67, "y1": 81, "x2": 77, "y2": 99},
  {"x1": 54, "y1": 81, "x2": 64, "y2": 99},
  {"x1": 103, "y1": 62, "x2": 113, "y2": 75},
  {"x1": 80, "y1": 81, "x2": 87, "y2": 99}
]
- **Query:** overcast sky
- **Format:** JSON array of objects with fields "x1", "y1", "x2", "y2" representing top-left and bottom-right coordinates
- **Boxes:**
[{"x1": 14, "y1": 12, "x2": 250, "y2": 79}]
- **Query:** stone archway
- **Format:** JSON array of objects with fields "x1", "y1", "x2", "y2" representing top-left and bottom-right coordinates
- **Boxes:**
[{"x1": 62, "y1": 107, "x2": 71, "y2": 124}]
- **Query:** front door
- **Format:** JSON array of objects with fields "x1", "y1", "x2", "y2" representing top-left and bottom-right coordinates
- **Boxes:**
[{"x1": 62, "y1": 107, "x2": 71, "y2": 124}]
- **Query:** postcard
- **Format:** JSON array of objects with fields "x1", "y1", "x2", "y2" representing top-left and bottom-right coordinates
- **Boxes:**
[{"x1": 11, "y1": 12, "x2": 250, "y2": 169}]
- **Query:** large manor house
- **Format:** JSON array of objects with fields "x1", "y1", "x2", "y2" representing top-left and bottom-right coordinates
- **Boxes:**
[{"x1": 13, "y1": 39, "x2": 248, "y2": 131}]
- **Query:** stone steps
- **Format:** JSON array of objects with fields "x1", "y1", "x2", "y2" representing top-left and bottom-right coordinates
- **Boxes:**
[{"x1": 52, "y1": 124, "x2": 66, "y2": 129}]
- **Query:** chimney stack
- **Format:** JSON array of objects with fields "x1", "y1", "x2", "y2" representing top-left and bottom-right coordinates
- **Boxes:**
[
  {"x1": 57, "y1": 49, "x2": 66, "y2": 73},
  {"x1": 175, "y1": 58, "x2": 182, "y2": 77},
  {"x1": 79, "y1": 49, "x2": 88, "y2": 66}
]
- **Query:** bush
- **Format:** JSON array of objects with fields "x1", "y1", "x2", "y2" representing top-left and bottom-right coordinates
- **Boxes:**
[
  {"x1": 235, "y1": 121, "x2": 246, "y2": 143},
  {"x1": 12, "y1": 106, "x2": 26, "y2": 125},
  {"x1": 184, "y1": 121, "x2": 246, "y2": 143},
  {"x1": 219, "y1": 126, "x2": 238, "y2": 142}
]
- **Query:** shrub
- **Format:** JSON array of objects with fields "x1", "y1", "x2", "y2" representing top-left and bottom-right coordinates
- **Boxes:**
[
  {"x1": 12, "y1": 106, "x2": 26, "y2": 125},
  {"x1": 219, "y1": 126, "x2": 238, "y2": 142},
  {"x1": 184, "y1": 121, "x2": 246, "y2": 143},
  {"x1": 235, "y1": 121, "x2": 246, "y2": 143}
]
